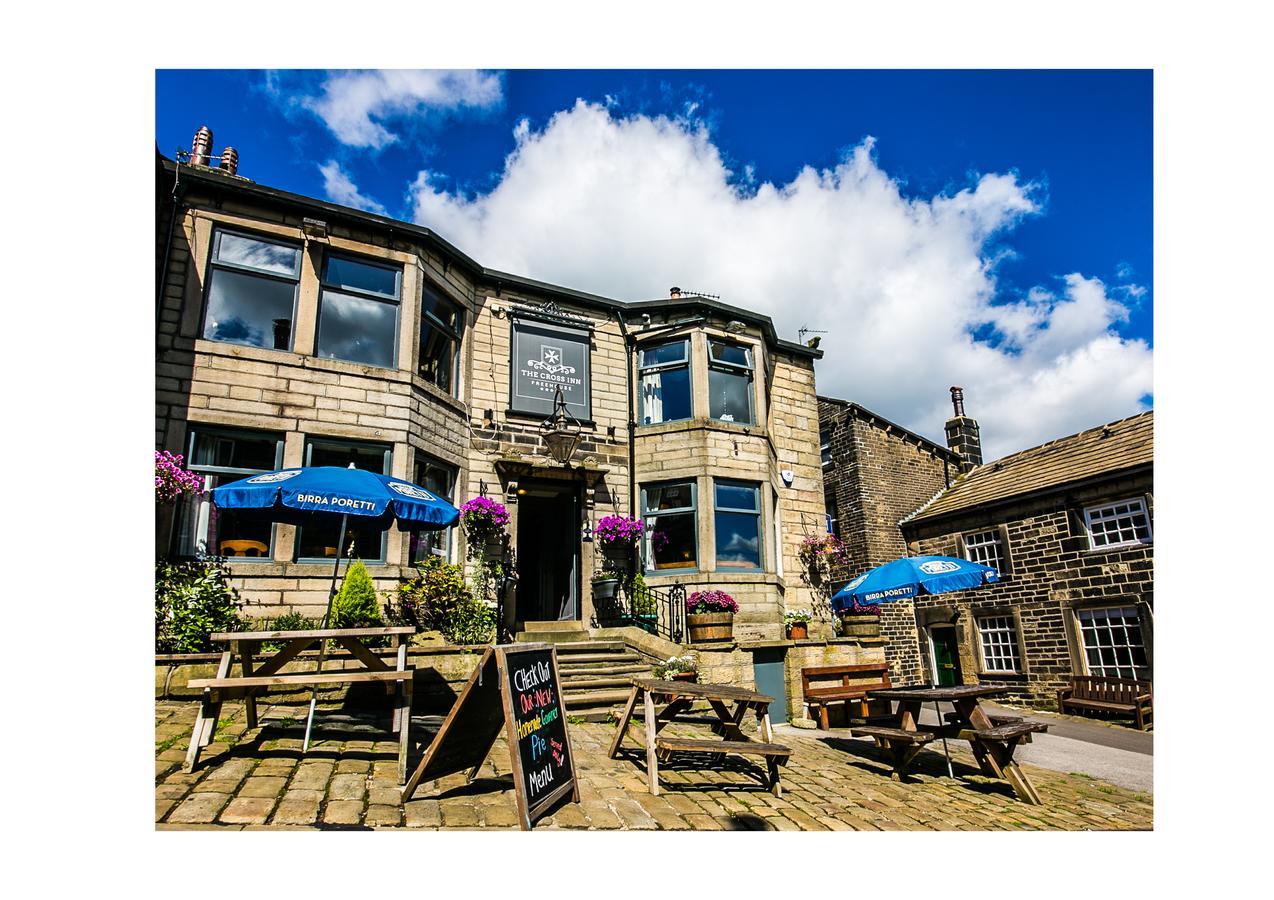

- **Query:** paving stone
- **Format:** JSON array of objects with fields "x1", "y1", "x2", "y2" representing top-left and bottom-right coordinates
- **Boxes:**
[
  {"x1": 479, "y1": 803, "x2": 520, "y2": 828},
  {"x1": 328, "y1": 774, "x2": 368, "y2": 802},
  {"x1": 323, "y1": 800, "x2": 364, "y2": 826},
  {"x1": 272, "y1": 795, "x2": 321, "y2": 825},
  {"x1": 220, "y1": 797, "x2": 277, "y2": 825},
  {"x1": 404, "y1": 800, "x2": 441, "y2": 828},
  {"x1": 155, "y1": 783, "x2": 190, "y2": 800},
  {"x1": 336, "y1": 758, "x2": 372, "y2": 775},
  {"x1": 168, "y1": 792, "x2": 232, "y2": 824},
  {"x1": 439, "y1": 800, "x2": 480, "y2": 828},
  {"x1": 543, "y1": 804, "x2": 589, "y2": 829},
  {"x1": 365, "y1": 805, "x2": 403, "y2": 827},
  {"x1": 580, "y1": 801, "x2": 623, "y2": 829},
  {"x1": 156, "y1": 799, "x2": 176, "y2": 821},
  {"x1": 239, "y1": 776, "x2": 288, "y2": 799}
]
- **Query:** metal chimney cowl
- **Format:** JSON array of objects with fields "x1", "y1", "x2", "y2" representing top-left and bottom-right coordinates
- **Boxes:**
[{"x1": 190, "y1": 126, "x2": 213, "y2": 167}]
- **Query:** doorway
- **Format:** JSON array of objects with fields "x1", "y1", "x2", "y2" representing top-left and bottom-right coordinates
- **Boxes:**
[
  {"x1": 514, "y1": 481, "x2": 581, "y2": 623},
  {"x1": 928, "y1": 625, "x2": 961, "y2": 687}
]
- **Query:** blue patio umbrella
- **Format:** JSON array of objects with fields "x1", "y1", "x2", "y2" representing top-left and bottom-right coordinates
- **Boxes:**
[
  {"x1": 212, "y1": 464, "x2": 460, "y2": 747},
  {"x1": 831, "y1": 555, "x2": 999, "y2": 611},
  {"x1": 831, "y1": 555, "x2": 999, "y2": 777}
]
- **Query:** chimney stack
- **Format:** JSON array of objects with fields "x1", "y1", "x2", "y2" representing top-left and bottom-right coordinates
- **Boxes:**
[
  {"x1": 945, "y1": 386, "x2": 983, "y2": 474},
  {"x1": 219, "y1": 146, "x2": 239, "y2": 176},
  {"x1": 669, "y1": 286, "x2": 682, "y2": 299},
  {"x1": 190, "y1": 125, "x2": 214, "y2": 167}
]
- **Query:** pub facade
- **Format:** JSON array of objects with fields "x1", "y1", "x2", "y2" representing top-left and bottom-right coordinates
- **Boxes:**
[{"x1": 155, "y1": 143, "x2": 828, "y2": 643}]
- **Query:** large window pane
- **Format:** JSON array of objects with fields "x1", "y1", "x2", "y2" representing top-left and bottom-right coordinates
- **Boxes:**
[
  {"x1": 203, "y1": 268, "x2": 296, "y2": 350},
  {"x1": 714, "y1": 480, "x2": 761, "y2": 570},
  {"x1": 638, "y1": 340, "x2": 692, "y2": 425},
  {"x1": 409, "y1": 456, "x2": 456, "y2": 563},
  {"x1": 316, "y1": 290, "x2": 398, "y2": 368},
  {"x1": 1077, "y1": 606, "x2": 1149, "y2": 680},
  {"x1": 707, "y1": 340, "x2": 753, "y2": 424},
  {"x1": 419, "y1": 285, "x2": 461, "y2": 394},
  {"x1": 178, "y1": 427, "x2": 283, "y2": 559},
  {"x1": 297, "y1": 440, "x2": 391, "y2": 561},
  {"x1": 642, "y1": 480, "x2": 697, "y2": 571}
]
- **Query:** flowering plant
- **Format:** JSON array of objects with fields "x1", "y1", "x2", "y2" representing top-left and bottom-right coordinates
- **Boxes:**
[
  {"x1": 653, "y1": 654, "x2": 697, "y2": 679},
  {"x1": 155, "y1": 451, "x2": 204, "y2": 503},
  {"x1": 650, "y1": 530, "x2": 670, "y2": 552},
  {"x1": 840, "y1": 598, "x2": 881, "y2": 616},
  {"x1": 595, "y1": 515, "x2": 644, "y2": 548},
  {"x1": 686, "y1": 590, "x2": 738, "y2": 615},
  {"x1": 460, "y1": 496, "x2": 510, "y2": 550},
  {"x1": 784, "y1": 608, "x2": 813, "y2": 625}
]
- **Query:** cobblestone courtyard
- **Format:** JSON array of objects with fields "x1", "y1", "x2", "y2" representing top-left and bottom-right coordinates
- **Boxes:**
[{"x1": 155, "y1": 699, "x2": 1152, "y2": 831}]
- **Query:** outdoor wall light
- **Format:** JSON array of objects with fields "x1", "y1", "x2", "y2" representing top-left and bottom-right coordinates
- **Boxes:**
[
  {"x1": 302, "y1": 218, "x2": 329, "y2": 240},
  {"x1": 540, "y1": 385, "x2": 583, "y2": 466}
]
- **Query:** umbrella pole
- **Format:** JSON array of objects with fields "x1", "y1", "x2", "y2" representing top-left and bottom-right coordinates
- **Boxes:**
[
  {"x1": 303, "y1": 513, "x2": 349, "y2": 752},
  {"x1": 935, "y1": 700, "x2": 954, "y2": 778}
]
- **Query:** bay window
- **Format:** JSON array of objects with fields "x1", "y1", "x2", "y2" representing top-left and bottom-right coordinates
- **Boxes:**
[
  {"x1": 638, "y1": 340, "x2": 692, "y2": 425},
  {"x1": 177, "y1": 427, "x2": 284, "y2": 559},
  {"x1": 296, "y1": 438, "x2": 392, "y2": 562},
  {"x1": 202, "y1": 229, "x2": 301, "y2": 351},
  {"x1": 418, "y1": 283, "x2": 462, "y2": 394},
  {"x1": 316, "y1": 253, "x2": 401, "y2": 368},
  {"x1": 409, "y1": 454, "x2": 457, "y2": 563},
  {"x1": 641, "y1": 480, "x2": 697, "y2": 571},
  {"x1": 707, "y1": 339, "x2": 754, "y2": 424},
  {"x1": 714, "y1": 479, "x2": 762, "y2": 570}
]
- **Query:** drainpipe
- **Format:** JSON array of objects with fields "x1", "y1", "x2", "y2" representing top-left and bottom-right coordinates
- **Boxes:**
[
  {"x1": 157, "y1": 161, "x2": 183, "y2": 332},
  {"x1": 616, "y1": 311, "x2": 638, "y2": 523}
]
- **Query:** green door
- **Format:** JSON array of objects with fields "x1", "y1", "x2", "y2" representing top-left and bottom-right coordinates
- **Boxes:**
[{"x1": 931, "y1": 627, "x2": 960, "y2": 687}]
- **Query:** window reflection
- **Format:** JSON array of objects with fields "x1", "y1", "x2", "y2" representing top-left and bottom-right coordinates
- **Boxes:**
[
  {"x1": 202, "y1": 231, "x2": 300, "y2": 351},
  {"x1": 316, "y1": 254, "x2": 401, "y2": 369}
]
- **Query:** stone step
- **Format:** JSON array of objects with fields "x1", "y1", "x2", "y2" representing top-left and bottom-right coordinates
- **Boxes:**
[
  {"x1": 556, "y1": 652, "x2": 645, "y2": 666},
  {"x1": 521, "y1": 620, "x2": 588, "y2": 633},
  {"x1": 560, "y1": 675, "x2": 641, "y2": 691},
  {"x1": 559, "y1": 663, "x2": 651, "y2": 678},
  {"x1": 550, "y1": 641, "x2": 631, "y2": 654},
  {"x1": 515, "y1": 631, "x2": 595, "y2": 644},
  {"x1": 563, "y1": 687, "x2": 634, "y2": 708}
]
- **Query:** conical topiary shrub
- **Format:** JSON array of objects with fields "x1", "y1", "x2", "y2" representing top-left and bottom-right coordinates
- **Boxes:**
[{"x1": 330, "y1": 560, "x2": 383, "y2": 629}]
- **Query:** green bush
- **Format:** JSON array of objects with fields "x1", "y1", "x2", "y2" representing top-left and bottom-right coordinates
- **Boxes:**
[
  {"x1": 258, "y1": 611, "x2": 319, "y2": 651},
  {"x1": 330, "y1": 560, "x2": 383, "y2": 629},
  {"x1": 385, "y1": 556, "x2": 494, "y2": 644},
  {"x1": 156, "y1": 557, "x2": 245, "y2": 653}
]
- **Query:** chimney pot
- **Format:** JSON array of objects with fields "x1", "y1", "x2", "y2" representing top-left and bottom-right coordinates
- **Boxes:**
[
  {"x1": 944, "y1": 386, "x2": 982, "y2": 474},
  {"x1": 219, "y1": 146, "x2": 239, "y2": 176},
  {"x1": 190, "y1": 125, "x2": 213, "y2": 167},
  {"x1": 950, "y1": 386, "x2": 965, "y2": 418},
  {"x1": 669, "y1": 286, "x2": 682, "y2": 299}
]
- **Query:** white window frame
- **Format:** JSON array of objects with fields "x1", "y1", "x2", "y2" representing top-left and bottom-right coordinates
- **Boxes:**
[
  {"x1": 1083, "y1": 497, "x2": 1153, "y2": 550},
  {"x1": 963, "y1": 528, "x2": 1006, "y2": 572},
  {"x1": 1075, "y1": 605, "x2": 1150, "y2": 680},
  {"x1": 976, "y1": 614, "x2": 1022, "y2": 675}
]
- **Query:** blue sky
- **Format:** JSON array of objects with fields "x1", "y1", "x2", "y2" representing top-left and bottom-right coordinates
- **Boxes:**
[{"x1": 157, "y1": 69, "x2": 1153, "y2": 458}]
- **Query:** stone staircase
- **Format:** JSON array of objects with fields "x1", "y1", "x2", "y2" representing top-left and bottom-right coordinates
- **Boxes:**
[{"x1": 515, "y1": 622, "x2": 657, "y2": 721}]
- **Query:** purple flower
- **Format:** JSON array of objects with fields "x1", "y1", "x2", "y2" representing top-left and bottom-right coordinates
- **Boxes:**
[
  {"x1": 595, "y1": 515, "x2": 644, "y2": 546},
  {"x1": 686, "y1": 590, "x2": 739, "y2": 614}
]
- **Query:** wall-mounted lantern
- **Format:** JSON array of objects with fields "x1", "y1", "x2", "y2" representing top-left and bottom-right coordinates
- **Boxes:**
[{"x1": 540, "y1": 385, "x2": 583, "y2": 466}]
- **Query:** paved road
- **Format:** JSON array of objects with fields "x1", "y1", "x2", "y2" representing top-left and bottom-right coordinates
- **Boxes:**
[{"x1": 813, "y1": 702, "x2": 1153, "y2": 795}]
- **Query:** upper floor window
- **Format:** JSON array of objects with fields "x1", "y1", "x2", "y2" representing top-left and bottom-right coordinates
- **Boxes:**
[
  {"x1": 419, "y1": 283, "x2": 462, "y2": 394},
  {"x1": 409, "y1": 454, "x2": 457, "y2": 564},
  {"x1": 715, "y1": 479, "x2": 762, "y2": 571},
  {"x1": 638, "y1": 340, "x2": 692, "y2": 425},
  {"x1": 976, "y1": 615, "x2": 1022, "y2": 674},
  {"x1": 176, "y1": 426, "x2": 284, "y2": 559},
  {"x1": 316, "y1": 253, "x2": 401, "y2": 368},
  {"x1": 641, "y1": 480, "x2": 697, "y2": 572},
  {"x1": 820, "y1": 429, "x2": 834, "y2": 470},
  {"x1": 1083, "y1": 498, "x2": 1152, "y2": 550},
  {"x1": 296, "y1": 438, "x2": 392, "y2": 562},
  {"x1": 963, "y1": 528, "x2": 1007, "y2": 573},
  {"x1": 707, "y1": 340, "x2": 754, "y2": 424},
  {"x1": 202, "y1": 230, "x2": 301, "y2": 351}
]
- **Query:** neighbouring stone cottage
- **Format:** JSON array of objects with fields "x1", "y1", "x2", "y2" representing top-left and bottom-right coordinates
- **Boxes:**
[{"x1": 155, "y1": 126, "x2": 885, "y2": 722}]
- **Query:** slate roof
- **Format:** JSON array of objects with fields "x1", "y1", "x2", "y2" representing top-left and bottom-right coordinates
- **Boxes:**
[{"x1": 902, "y1": 410, "x2": 1153, "y2": 525}]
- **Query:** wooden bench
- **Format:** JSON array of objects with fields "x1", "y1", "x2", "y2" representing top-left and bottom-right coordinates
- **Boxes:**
[
  {"x1": 973, "y1": 721, "x2": 1048, "y2": 742},
  {"x1": 801, "y1": 663, "x2": 893, "y2": 730},
  {"x1": 1057, "y1": 675, "x2": 1152, "y2": 730},
  {"x1": 850, "y1": 725, "x2": 937, "y2": 781},
  {"x1": 655, "y1": 736, "x2": 793, "y2": 761},
  {"x1": 188, "y1": 669, "x2": 412, "y2": 693},
  {"x1": 944, "y1": 710, "x2": 1037, "y2": 743}
]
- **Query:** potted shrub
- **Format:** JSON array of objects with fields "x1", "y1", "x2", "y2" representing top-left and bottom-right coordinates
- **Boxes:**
[
  {"x1": 460, "y1": 496, "x2": 510, "y2": 561},
  {"x1": 839, "y1": 600, "x2": 882, "y2": 638},
  {"x1": 653, "y1": 654, "x2": 698, "y2": 682},
  {"x1": 686, "y1": 590, "x2": 738, "y2": 642},
  {"x1": 785, "y1": 608, "x2": 813, "y2": 640},
  {"x1": 595, "y1": 514, "x2": 643, "y2": 574}
]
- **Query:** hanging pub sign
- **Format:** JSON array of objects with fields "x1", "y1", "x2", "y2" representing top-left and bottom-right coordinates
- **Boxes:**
[
  {"x1": 401, "y1": 643, "x2": 579, "y2": 830},
  {"x1": 510, "y1": 317, "x2": 591, "y2": 420}
]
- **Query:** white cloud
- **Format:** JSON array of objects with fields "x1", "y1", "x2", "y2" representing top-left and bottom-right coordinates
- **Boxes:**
[
  {"x1": 301, "y1": 70, "x2": 502, "y2": 149},
  {"x1": 318, "y1": 160, "x2": 388, "y2": 216},
  {"x1": 405, "y1": 100, "x2": 1151, "y2": 459}
]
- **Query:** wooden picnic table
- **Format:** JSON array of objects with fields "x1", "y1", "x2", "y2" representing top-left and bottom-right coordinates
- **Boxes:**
[
  {"x1": 183, "y1": 626, "x2": 416, "y2": 783},
  {"x1": 861, "y1": 684, "x2": 1047, "y2": 804},
  {"x1": 608, "y1": 678, "x2": 793, "y2": 796}
]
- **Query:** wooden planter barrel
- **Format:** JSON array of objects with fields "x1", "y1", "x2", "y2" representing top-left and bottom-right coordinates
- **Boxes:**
[
  {"x1": 687, "y1": 612, "x2": 734, "y2": 642},
  {"x1": 839, "y1": 613, "x2": 881, "y2": 638}
]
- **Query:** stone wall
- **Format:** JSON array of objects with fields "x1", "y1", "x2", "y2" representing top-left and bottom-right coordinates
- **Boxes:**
[
  {"x1": 817, "y1": 399, "x2": 953, "y2": 683},
  {"x1": 903, "y1": 470, "x2": 1154, "y2": 707}
]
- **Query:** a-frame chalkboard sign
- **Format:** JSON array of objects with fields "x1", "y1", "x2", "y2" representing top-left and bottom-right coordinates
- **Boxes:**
[{"x1": 400, "y1": 643, "x2": 579, "y2": 830}]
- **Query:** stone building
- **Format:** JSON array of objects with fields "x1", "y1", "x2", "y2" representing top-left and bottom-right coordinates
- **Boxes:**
[
  {"x1": 154, "y1": 134, "x2": 831, "y2": 648},
  {"x1": 897, "y1": 406, "x2": 1154, "y2": 707},
  {"x1": 817, "y1": 397, "x2": 958, "y2": 682}
]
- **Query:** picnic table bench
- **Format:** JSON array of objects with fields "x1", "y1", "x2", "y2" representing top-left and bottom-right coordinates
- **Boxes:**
[
  {"x1": 609, "y1": 678, "x2": 793, "y2": 796},
  {"x1": 800, "y1": 663, "x2": 893, "y2": 729},
  {"x1": 865, "y1": 684, "x2": 1049, "y2": 804},
  {"x1": 1057, "y1": 675, "x2": 1152, "y2": 730},
  {"x1": 183, "y1": 626, "x2": 416, "y2": 783}
]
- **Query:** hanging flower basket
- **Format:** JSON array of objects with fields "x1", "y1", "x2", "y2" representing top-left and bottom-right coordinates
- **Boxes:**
[{"x1": 596, "y1": 515, "x2": 642, "y2": 574}]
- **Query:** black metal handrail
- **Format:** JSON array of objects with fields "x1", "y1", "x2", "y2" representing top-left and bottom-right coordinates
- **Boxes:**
[{"x1": 592, "y1": 579, "x2": 685, "y2": 644}]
